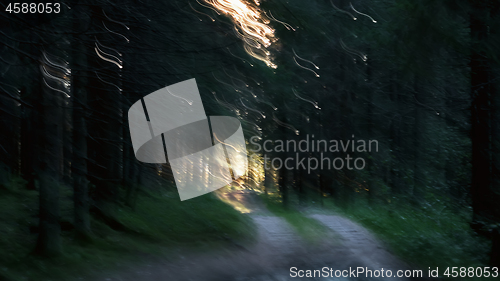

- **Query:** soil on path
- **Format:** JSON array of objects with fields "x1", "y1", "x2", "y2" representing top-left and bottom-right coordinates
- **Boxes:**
[{"x1": 82, "y1": 190, "x2": 416, "y2": 281}]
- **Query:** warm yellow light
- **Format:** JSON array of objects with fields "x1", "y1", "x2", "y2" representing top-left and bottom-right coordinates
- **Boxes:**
[{"x1": 204, "y1": 0, "x2": 277, "y2": 68}]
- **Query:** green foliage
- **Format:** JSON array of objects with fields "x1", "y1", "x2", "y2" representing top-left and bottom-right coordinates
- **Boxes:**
[
  {"x1": 259, "y1": 193, "x2": 335, "y2": 245},
  {"x1": 0, "y1": 179, "x2": 254, "y2": 281},
  {"x1": 116, "y1": 189, "x2": 255, "y2": 246},
  {"x1": 324, "y1": 199, "x2": 491, "y2": 274}
]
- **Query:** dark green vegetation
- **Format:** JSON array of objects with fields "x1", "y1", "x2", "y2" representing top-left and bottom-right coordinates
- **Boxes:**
[
  {"x1": 259, "y1": 193, "x2": 333, "y2": 244},
  {"x1": 0, "y1": 176, "x2": 254, "y2": 280},
  {"x1": 263, "y1": 183, "x2": 492, "y2": 273},
  {"x1": 1, "y1": 0, "x2": 500, "y2": 279},
  {"x1": 325, "y1": 199, "x2": 491, "y2": 273}
]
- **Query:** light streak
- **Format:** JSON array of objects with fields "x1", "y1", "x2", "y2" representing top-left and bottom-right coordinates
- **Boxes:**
[
  {"x1": 61, "y1": 2, "x2": 71, "y2": 10},
  {"x1": 233, "y1": 66, "x2": 260, "y2": 84},
  {"x1": 166, "y1": 88, "x2": 193, "y2": 105},
  {"x1": 240, "y1": 98, "x2": 265, "y2": 118},
  {"x1": 213, "y1": 133, "x2": 242, "y2": 152},
  {"x1": 41, "y1": 51, "x2": 70, "y2": 98},
  {"x1": 43, "y1": 78, "x2": 70, "y2": 98},
  {"x1": 223, "y1": 67, "x2": 249, "y2": 87},
  {"x1": 95, "y1": 71, "x2": 122, "y2": 92},
  {"x1": 96, "y1": 38, "x2": 122, "y2": 56},
  {"x1": 227, "y1": 47, "x2": 254, "y2": 66},
  {"x1": 196, "y1": 0, "x2": 221, "y2": 15},
  {"x1": 95, "y1": 43, "x2": 122, "y2": 65},
  {"x1": 340, "y1": 39, "x2": 367, "y2": 61},
  {"x1": 330, "y1": 0, "x2": 356, "y2": 20},
  {"x1": 202, "y1": 0, "x2": 277, "y2": 68},
  {"x1": 272, "y1": 112, "x2": 299, "y2": 135},
  {"x1": 293, "y1": 57, "x2": 320, "y2": 77},
  {"x1": 292, "y1": 48, "x2": 319, "y2": 69},
  {"x1": 103, "y1": 10, "x2": 130, "y2": 30},
  {"x1": 103, "y1": 22, "x2": 129, "y2": 43},
  {"x1": 266, "y1": 10, "x2": 295, "y2": 31},
  {"x1": 212, "y1": 91, "x2": 241, "y2": 113},
  {"x1": 41, "y1": 65, "x2": 70, "y2": 87},
  {"x1": 95, "y1": 47, "x2": 123, "y2": 69},
  {"x1": 190, "y1": 2, "x2": 215, "y2": 21},
  {"x1": 258, "y1": 99, "x2": 277, "y2": 110},
  {"x1": 212, "y1": 72, "x2": 240, "y2": 90},
  {"x1": 350, "y1": 3, "x2": 377, "y2": 23},
  {"x1": 42, "y1": 51, "x2": 70, "y2": 75},
  {"x1": 292, "y1": 88, "x2": 320, "y2": 109}
]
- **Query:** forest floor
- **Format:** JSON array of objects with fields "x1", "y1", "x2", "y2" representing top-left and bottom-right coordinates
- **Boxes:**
[{"x1": 80, "y1": 190, "x2": 421, "y2": 281}]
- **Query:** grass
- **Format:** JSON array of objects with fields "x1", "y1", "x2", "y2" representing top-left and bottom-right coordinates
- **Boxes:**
[
  {"x1": 0, "y1": 176, "x2": 255, "y2": 281},
  {"x1": 258, "y1": 182, "x2": 493, "y2": 280},
  {"x1": 258, "y1": 193, "x2": 334, "y2": 244},
  {"x1": 321, "y1": 198, "x2": 493, "y2": 279}
]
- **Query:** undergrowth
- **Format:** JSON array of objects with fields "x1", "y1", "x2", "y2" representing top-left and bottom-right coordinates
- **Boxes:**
[
  {"x1": 259, "y1": 193, "x2": 334, "y2": 245},
  {"x1": 0, "y1": 176, "x2": 254, "y2": 281},
  {"x1": 322, "y1": 198, "x2": 493, "y2": 280}
]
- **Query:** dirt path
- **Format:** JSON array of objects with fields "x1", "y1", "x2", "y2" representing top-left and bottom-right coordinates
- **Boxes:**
[
  {"x1": 83, "y1": 191, "x2": 415, "y2": 281},
  {"x1": 309, "y1": 214, "x2": 414, "y2": 280}
]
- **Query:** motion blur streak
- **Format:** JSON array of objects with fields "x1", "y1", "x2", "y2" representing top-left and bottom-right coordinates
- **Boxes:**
[
  {"x1": 95, "y1": 46, "x2": 123, "y2": 69},
  {"x1": 350, "y1": 3, "x2": 377, "y2": 23},
  {"x1": 272, "y1": 112, "x2": 300, "y2": 135},
  {"x1": 340, "y1": 39, "x2": 367, "y2": 62},
  {"x1": 330, "y1": 0, "x2": 356, "y2": 20},
  {"x1": 202, "y1": 0, "x2": 277, "y2": 68},
  {"x1": 267, "y1": 10, "x2": 295, "y2": 31},
  {"x1": 240, "y1": 98, "x2": 266, "y2": 118},
  {"x1": 293, "y1": 57, "x2": 320, "y2": 78},
  {"x1": 292, "y1": 88, "x2": 320, "y2": 110},
  {"x1": 41, "y1": 51, "x2": 71, "y2": 98},
  {"x1": 292, "y1": 48, "x2": 319, "y2": 69}
]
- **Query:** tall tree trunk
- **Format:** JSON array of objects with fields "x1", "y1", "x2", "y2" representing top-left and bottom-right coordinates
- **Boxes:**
[
  {"x1": 264, "y1": 161, "x2": 273, "y2": 195},
  {"x1": 35, "y1": 61, "x2": 63, "y2": 256},
  {"x1": 470, "y1": 0, "x2": 493, "y2": 222},
  {"x1": 469, "y1": 0, "x2": 500, "y2": 267},
  {"x1": 412, "y1": 78, "x2": 424, "y2": 205},
  {"x1": 72, "y1": 10, "x2": 92, "y2": 239}
]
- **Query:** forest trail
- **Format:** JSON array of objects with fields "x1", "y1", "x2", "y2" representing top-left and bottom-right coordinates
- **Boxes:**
[
  {"x1": 308, "y1": 214, "x2": 413, "y2": 279},
  {"x1": 84, "y1": 190, "x2": 414, "y2": 281}
]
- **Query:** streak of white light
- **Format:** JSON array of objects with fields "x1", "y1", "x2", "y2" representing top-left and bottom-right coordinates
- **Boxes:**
[
  {"x1": 103, "y1": 22, "x2": 129, "y2": 43},
  {"x1": 196, "y1": 0, "x2": 221, "y2": 15},
  {"x1": 95, "y1": 71, "x2": 122, "y2": 92},
  {"x1": 227, "y1": 47, "x2": 254, "y2": 66},
  {"x1": 42, "y1": 51, "x2": 70, "y2": 74},
  {"x1": 96, "y1": 38, "x2": 122, "y2": 56},
  {"x1": 41, "y1": 65, "x2": 70, "y2": 86},
  {"x1": 292, "y1": 48, "x2": 319, "y2": 69},
  {"x1": 340, "y1": 39, "x2": 367, "y2": 61},
  {"x1": 95, "y1": 47, "x2": 123, "y2": 69},
  {"x1": 190, "y1": 2, "x2": 215, "y2": 21},
  {"x1": 203, "y1": 0, "x2": 276, "y2": 68},
  {"x1": 240, "y1": 98, "x2": 265, "y2": 118},
  {"x1": 272, "y1": 112, "x2": 299, "y2": 135},
  {"x1": 292, "y1": 88, "x2": 321, "y2": 110},
  {"x1": 103, "y1": 10, "x2": 130, "y2": 30},
  {"x1": 330, "y1": 0, "x2": 357, "y2": 20},
  {"x1": 95, "y1": 43, "x2": 122, "y2": 65},
  {"x1": 267, "y1": 11, "x2": 295, "y2": 31},
  {"x1": 293, "y1": 57, "x2": 320, "y2": 77},
  {"x1": 349, "y1": 3, "x2": 377, "y2": 23},
  {"x1": 43, "y1": 78, "x2": 70, "y2": 98},
  {"x1": 166, "y1": 88, "x2": 193, "y2": 105}
]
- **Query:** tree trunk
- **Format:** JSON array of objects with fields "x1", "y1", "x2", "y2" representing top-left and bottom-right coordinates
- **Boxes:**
[
  {"x1": 72, "y1": 14, "x2": 92, "y2": 239},
  {"x1": 35, "y1": 62, "x2": 64, "y2": 256}
]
